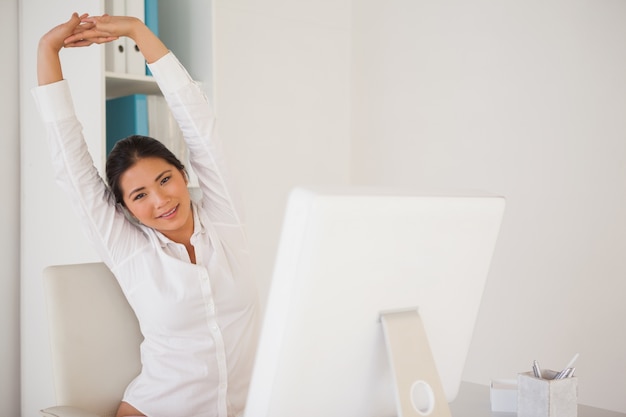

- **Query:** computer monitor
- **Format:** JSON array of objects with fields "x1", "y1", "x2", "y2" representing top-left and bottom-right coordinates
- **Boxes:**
[{"x1": 244, "y1": 186, "x2": 505, "y2": 417}]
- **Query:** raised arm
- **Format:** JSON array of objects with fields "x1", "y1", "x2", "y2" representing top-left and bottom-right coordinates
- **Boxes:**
[
  {"x1": 37, "y1": 13, "x2": 87, "y2": 85},
  {"x1": 35, "y1": 13, "x2": 153, "y2": 268}
]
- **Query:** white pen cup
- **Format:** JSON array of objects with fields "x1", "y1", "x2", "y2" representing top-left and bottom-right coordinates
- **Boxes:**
[{"x1": 518, "y1": 370, "x2": 578, "y2": 417}]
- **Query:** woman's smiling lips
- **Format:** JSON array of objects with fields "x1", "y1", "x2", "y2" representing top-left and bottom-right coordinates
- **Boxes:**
[{"x1": 157, "y1": 205, "x2": 179, "y2": 219}]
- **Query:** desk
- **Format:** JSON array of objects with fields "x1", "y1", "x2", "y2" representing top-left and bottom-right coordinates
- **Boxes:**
[{"x1": 451, "y1": 382, "x2": 626, "y2": 417}]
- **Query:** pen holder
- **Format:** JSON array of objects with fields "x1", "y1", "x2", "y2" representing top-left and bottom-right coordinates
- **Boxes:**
[{"x1": 518, "y1": 371, "x2": 578, "y2": 417}]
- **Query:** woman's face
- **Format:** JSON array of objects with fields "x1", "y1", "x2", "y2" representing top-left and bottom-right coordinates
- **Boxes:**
[{"x1": 120, "y1": 157, "x2": 193, "y2": 243}]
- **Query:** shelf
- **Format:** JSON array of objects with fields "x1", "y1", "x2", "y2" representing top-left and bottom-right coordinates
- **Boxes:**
[{"x1": 105, "y1": 72, "x2": 161, "y2": 99}]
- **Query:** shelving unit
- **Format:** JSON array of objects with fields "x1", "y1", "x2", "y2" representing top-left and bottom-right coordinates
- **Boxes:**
[
  {"x1": 105, "y1": 71, "x2": 160, "y2": 99},
  {"x1": 103, "y1": 0, "x2": 213, "y2": 101},
  {"x1": 102, "y1": 1, "x2": 212, "y2": 188}
]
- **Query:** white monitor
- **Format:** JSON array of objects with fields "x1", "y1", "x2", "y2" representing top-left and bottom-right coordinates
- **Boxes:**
[{"x1": 244, "y1": 186, "x2": 505, "y2": 417}]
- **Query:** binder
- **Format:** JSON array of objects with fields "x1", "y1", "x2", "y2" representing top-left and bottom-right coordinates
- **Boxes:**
[
  {"x1": 146, "y1": 95, "x2": 184, "y2": 156},
  {"x1": 106, "y1": 94, "x2": 197, "y2": 185},
  {"x1": 104, "y1": 0, "x2": 126, "y2": 73},
  {"x1": 144, "y1": 0, "x2": 159, "y2": 75},
  {"x1": 146, "y1": 95, "x2": 198, "y2": 186},
  {"x1": 106, "y1": 95, "x2": 182, "y2": 157},
  {"x1": 106, "y1": 94, "x2": 149, "y2": 155},
  {"x1": 125, "y1": 0, "x2": 146, "y2": 75}
]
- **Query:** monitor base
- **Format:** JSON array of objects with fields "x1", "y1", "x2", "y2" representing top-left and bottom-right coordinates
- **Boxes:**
[{"x1": 381, "y1": 308, "x2": 452, "y2": 417}]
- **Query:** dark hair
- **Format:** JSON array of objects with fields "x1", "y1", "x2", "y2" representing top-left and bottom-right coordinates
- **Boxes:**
[{"x1": 106, "y1": 135, "x2": 187, "y2": 206}]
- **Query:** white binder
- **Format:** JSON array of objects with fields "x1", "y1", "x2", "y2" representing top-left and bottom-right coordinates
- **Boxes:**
[
  {"x1": 104, "y1": 0, "x2": 126, "y2": 73},
  {"x1": 146, "y1": 96, "x2": 198, "y2": 186},
  {"x1": 125, "y1": 0, "x2": 146, "y2": 75}
]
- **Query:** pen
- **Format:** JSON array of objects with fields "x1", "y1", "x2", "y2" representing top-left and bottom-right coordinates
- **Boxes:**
[
  {"x1": 554, "y1": 367, "x2": 573, "y2": 379},
  {"x1": 553, "y1": 353, "x2": 579, "y2": 379},
  {"x1": 562, "y1": 353, "x2": 579, "y2": 371},
  {"x1": 532, "y1": 360, "x2": 543, "y2": 379}
]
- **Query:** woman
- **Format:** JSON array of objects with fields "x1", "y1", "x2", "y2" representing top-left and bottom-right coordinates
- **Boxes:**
[{"x1": 34, "y1": 13, "x2": 260, "y2": 417}]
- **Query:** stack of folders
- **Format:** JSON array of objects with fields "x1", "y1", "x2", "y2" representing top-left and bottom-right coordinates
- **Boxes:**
[
  {"x1": 106, "y1": 95, "x2": 194, "y2": 187},
  {"x1": 104, "y1": 0, "x2": 159, "y2": 76}
]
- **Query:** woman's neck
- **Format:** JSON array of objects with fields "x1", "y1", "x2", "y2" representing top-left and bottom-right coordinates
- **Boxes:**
[{"x1": 159, "y1": 205, "x2": 196, "y2": 263}]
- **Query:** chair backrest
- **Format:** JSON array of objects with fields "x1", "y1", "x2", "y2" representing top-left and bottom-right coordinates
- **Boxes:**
[{"x1": 43, "y1": 262, "x2": 143, "y2": 417}]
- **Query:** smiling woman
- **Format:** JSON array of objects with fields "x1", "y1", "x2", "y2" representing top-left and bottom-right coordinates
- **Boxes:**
[
  {"x1": 33, "y1": 13, "x2": 260, "y2": 417},
  {"x1": 107, "y1": 135, "x2": 195, "y2": 254},
  {"x1": 120, "y1": 156, "x2": 194, "y2": 258}
]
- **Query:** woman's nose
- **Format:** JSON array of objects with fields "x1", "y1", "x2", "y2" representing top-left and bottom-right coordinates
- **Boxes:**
[{"x1": 153, "y1": 189, "x2": 170, "y2": 207}]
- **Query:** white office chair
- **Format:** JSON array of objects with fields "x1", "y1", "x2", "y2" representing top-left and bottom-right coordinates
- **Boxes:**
[{"x1": 41, "y1": 262, "x2": 143, "y2": 417}]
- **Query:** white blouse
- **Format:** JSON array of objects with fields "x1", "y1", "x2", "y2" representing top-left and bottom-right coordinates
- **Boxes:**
[{"x1": 33, "y1": 52, "x2": 260, "y2": 417}]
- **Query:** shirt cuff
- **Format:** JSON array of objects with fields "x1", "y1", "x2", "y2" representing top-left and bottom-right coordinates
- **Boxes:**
[
  {"x1": 31, "y1": 80, "x2": 76, "y2": 123},
  {"x1": 147, "y1": 51, "x2": 195, "y2": 95}
]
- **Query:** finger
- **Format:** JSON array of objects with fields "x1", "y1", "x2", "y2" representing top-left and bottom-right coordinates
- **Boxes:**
[
  {"x1": 90, "y1": 36, "x2": 118, "y2": 43},
  {"x1": 72, "y1": 22, "x2": 95, "y2": 32},
  {"x1": 63, "y1": 34, "x2": 90, "y2": 46},
  {"x1": 61, "y1": 12, "x2": 81, "y2": 30},
  {"x1": 65, "y1": 28, "x2": 113, "y2": 44},
  {"x1": 64, "y1": 40, "x2": 94, "y2": 48},
  {"x1": 72, "y1": 22, "x2": 96, "y2": 34},
  {"x1": 63, "y1": 34, "x2": 84, "y2": 45},
  {"x1": 65, "y1": 36, "x2": 119, "y2": 47},
  {"x1": 65, "y1": 35, "x2": 117, "y2": 47},
  {"x1": 81, "y1": 16, "x2": 101, "y2": 24}
]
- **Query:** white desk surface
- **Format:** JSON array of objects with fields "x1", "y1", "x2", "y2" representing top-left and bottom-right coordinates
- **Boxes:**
[{"x1": 451, "y1": 382, "x2": 625, "y2": 417}]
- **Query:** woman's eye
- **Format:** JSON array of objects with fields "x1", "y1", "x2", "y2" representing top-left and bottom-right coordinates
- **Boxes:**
[
  {"x1": 133, "y1": 192, "x2": 146, "y2": 201},
  {"x1": 161, "y1": 176, "x2": 171, "y2": 185}
]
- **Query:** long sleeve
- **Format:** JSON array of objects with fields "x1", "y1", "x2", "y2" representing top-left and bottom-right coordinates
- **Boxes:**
[
  {"x1": 32, "y1": 80, "x2": 150, "y2": 268},
  {"x1": 147, "y1": 53, "x2": 245, "y2": 229}
]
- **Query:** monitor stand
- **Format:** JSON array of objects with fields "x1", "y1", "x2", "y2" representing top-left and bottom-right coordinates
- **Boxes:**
[{"x1": 380, "y1": 308, "x2": 452, "y2": 417}]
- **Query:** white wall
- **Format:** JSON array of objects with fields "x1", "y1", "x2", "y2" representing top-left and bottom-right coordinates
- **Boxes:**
[
  {"x1": 20, "y1": 1, "x2": 104, "y2": 415},
  {"x1": 352, "y1": 0, "x2": 626, "y2": 412},
  {"x1": 1, "y1": 1, "x2": 21, "y2": 416},
  {"x1": 213, "y1": 0, "x2": 352, "y2": 303}
]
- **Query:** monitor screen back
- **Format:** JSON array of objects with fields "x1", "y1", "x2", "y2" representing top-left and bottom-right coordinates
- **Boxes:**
[{"x1": 244, "y1": 187, "x2": 506, "y2": 417}]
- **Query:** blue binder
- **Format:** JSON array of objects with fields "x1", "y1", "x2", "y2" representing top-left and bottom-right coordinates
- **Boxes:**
[
  {"x1": 145, "y1": 0, "x2": 159, "y2": 75},
  {"x1": 106, "y1": 94, "x2": 149, "y2": 155}
]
